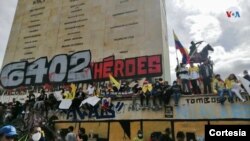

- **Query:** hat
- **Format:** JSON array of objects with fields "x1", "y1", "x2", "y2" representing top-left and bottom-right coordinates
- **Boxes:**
[{"x1": 0, "y1": 125, "x2": 17, "y2": 137}]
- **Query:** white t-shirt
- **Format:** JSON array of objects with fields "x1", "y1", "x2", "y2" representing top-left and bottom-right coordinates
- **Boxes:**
[
  {"x1": 179, "y1": 67, "x2": 189, "y2": 80},
  {"x1": 65, "y1": 132, "x2": 76, "y2": 141},
  {"x1": 232, "y1": 83, "x2": 243, "y2": 92},
  {"x1": 87, "y1": 86, "x2": 95, "y2": 96}
]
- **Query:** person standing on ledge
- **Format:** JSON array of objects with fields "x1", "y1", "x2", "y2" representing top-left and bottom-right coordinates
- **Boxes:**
[
  {"x1": 199, "y1": 59, "x2": 213, "y2": 94},
  {"x1": 243, "y1": 70, "x2": 250, "y2": 81}
]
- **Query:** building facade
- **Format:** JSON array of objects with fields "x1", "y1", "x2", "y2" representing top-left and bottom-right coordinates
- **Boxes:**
[{"x1": 2, "y1": 0, "x2": 170, "y2": 83}]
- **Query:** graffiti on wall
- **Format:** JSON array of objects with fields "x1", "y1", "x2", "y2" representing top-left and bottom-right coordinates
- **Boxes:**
[
  {"x1": 0, "y1": 50, "x2": 162, "y2": 88},
  {"x1": 63, "y1": 95, "x2": 250, "y2": 120}
]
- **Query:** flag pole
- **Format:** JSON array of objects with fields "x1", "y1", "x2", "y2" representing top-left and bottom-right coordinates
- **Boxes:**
[
  {"x1": 173, "y1": 30, "x2": 180, "y2": 72},
  {"x1": 173, "y1": 31, "x2": 180, "y2": 65}
]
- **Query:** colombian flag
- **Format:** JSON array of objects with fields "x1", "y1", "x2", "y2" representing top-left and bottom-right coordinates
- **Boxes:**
[{"x1": 173, "y1": 31, "x2": 190, "y2": 64}]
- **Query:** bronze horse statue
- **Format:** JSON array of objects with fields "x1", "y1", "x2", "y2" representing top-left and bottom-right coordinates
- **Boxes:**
[{"x1": 190, "y1": 44, "x2": 214, "y2": 63}]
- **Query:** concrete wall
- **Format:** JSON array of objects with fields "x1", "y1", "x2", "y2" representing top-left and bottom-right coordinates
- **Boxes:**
[{"x1": 1, "y1": 94, "x2": 249, "y2": 119}]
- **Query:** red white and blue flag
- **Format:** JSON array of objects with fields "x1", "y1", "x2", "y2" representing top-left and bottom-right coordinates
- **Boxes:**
[{"x1": 173, "y1": 31, "x2": 190, "y2": 64}]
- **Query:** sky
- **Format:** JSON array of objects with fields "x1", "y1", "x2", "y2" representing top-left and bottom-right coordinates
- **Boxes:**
[{"x1": 0, "y1": 0, "x2": 249, "y2": 81}]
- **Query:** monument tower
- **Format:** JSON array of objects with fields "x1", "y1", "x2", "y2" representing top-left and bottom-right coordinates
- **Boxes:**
[{"x1": 2, "y1": 0, "x2": 170, "y2": 84}]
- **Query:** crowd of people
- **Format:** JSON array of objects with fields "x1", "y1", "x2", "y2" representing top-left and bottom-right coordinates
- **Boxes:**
[
  {"x1": 176, "y1": 60, "x2": 250, "y2": 104},
  {"x1": 0, "y1": 124, "x2": 89, "y2": 141},
  {"x1": 1, "y1": 68, "x2": 249, "y2": 123},
  {"x1": 0, "y1": 124, "x2": 188, "y2": 141},
  {"x1": 0, "y1": 65, "x2": 249, "y2": 140}
]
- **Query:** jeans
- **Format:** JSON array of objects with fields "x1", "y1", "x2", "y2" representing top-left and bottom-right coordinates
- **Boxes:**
[
  {"x1": 218, "y1": 89, "x2": 233, "y2": 103},
  {"x1": 173, "y1": 92, "x2": 181, "y2": 105},
  {"x1": 152, "y1": 90, "x2": 163, "y2": 107},
  {"x1": 140, "y1": 93, "x2": 150, "y2": 106}
]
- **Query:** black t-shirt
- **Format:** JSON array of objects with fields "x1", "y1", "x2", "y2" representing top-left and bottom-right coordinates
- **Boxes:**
[
  {"x1": 154, "y1": 82, "x2": 162, "y2": 92},
  {"x1": 37, "y1": 94, "x2": 47, "y2": 101},
  {"x1": 171, "y1": 85, "x2": 181, "y2": 93},
  {"x1": 244, "y1": 75, "x2": 250, "y2": 81},
  {"x1": 71, "y1": 98, "x2": 82, "y2": 109},
  {"x1": 28, "y1": 94, "x2": 36, "y2": 102}
]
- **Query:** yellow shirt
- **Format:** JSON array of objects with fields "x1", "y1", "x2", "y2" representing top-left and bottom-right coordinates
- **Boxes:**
[
  {"x1": 213, "y1": 79, "x2": 225, "y2": 90},
  {"x1": 225, "y1": 79, "x2": 236, "y2": 89},
  {"x1": 142, "y1": 84, "x2": 153, "y2": 93},
  {"x1": 189, "y1": 66, "x2": 199, "y2": 79},
  {"x1": 63, "y1": 91, "x2": 74, "y2": 99},
  {"x1": 189, "y1": 66, "x2": 199, "y2": 72}
]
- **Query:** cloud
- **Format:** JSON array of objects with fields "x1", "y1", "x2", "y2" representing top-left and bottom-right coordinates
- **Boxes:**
[
  {"x1": 169, "y1": 44, "x2": 250, "y2": 82},
  {"x1": 174, "y1": 0, "x2": 240, "y2": 14},
  {"x1": 0, "y1": 0, "x2": 18, "y2": 67},
  {"x1": 185, "y1": 15, "x2": 222, "y2": 44},
  {"x1": 210, "y1": 44, "x2": 250, "y2": 78},
  {"x1": 166, "y1": 0, "x2": 250, "y2": 82}
]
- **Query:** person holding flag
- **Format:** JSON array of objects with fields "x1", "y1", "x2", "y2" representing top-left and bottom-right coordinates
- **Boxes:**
[{"x1": 109, "y1": 74, "x2": 121, "y2": 92}]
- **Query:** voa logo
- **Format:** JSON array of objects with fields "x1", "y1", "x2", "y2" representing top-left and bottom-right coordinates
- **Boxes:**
[
  {"x1": 226, "y1": 7, "x2": 241, "y2": 22},
  {"x1": 226, "y1": 11, "x2": 240, "y2": 18}
]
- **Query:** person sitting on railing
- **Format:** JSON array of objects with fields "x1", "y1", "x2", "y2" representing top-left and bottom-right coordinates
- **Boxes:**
[
  {"x1": 231, "y1": 76, "x2": 246, "y2": 102},
  {"x1": 162, "y1": 81, "x2": 172, "y2": 106},
  {"x1": 106, "y1": 82, "x2": 114, "y2": 95},
  {"x1": 214, "y1": 74, "x2": 233, "y2": 104},
  {"x1": 141, "y1": 81, "x2": 152, "y2": 107},
  {"x1": 119, "y1": 81, "x2": 126, "y2": 92},
  {"x1": 63, "y1": 85, "x2": 76, "y2": 100},
  {"x1": 152, "y1": 78, "x2": 163, "y2": 109},
  {"x1": 171, "y1": 81, "x2": 182, "y2": 106},
  {"x1": 131, "y1": 80, "x2": 140, "y2": 94},
  {"x1": 101, "y1": 96, "x2": 114, "y2": 117},
  {"x1": 34, "y1": 89, "x2": 47, "y2": 110},
  {"x1": 67, "y1": 92, "x2": 85, "y2": 120},
  {"x1": 24, "y1": 90, "x2": 36, "y2": 111},
  {"x1": 225, "y1": 74, "x2": 237, "y2": 103},
  {"x1": 75, "y1": 88, "x2": 85, "y2": 99},
  {"x1": 86, "y1": 83, "x2": 96, "y2": 97}
]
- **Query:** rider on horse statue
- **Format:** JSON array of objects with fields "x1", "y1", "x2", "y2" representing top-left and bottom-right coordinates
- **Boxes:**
[{"x1": 189, "y1": 41, "x2": 203, "y2": 57}]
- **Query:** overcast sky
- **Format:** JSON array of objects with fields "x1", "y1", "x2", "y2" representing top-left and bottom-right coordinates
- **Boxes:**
[{"x1": 0, "y1": 0, "x2": 249, "y2": 81}]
